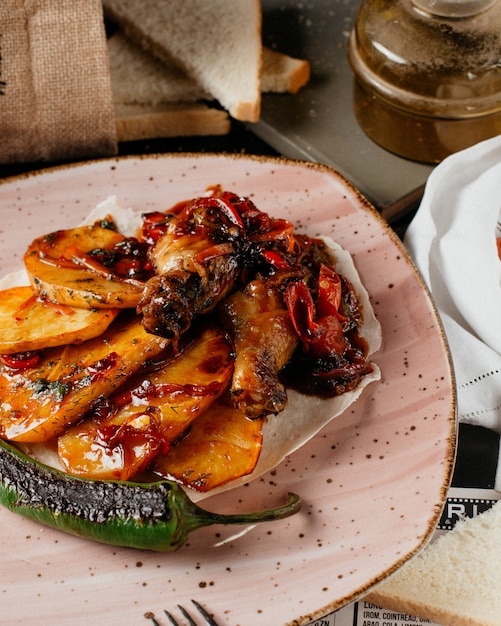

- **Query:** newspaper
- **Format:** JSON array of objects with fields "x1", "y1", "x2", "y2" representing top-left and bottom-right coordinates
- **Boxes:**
[{"x1": 306, "y1": 487, "x2": 500, "y2": 626}]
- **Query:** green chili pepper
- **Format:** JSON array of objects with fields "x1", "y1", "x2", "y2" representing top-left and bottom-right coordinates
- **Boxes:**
[{"x1": 0, "y1": 438, "x2": 301, "y2": 551}]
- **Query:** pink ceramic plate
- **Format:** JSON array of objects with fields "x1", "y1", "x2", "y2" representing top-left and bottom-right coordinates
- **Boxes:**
[{"x1": 0, "y1": 154, "x2": 455, "y2": 626}]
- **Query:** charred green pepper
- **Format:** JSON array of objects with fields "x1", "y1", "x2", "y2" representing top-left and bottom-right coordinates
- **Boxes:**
[{"x1": 0, "y1": 438, "x2": 301, "y2": 551}]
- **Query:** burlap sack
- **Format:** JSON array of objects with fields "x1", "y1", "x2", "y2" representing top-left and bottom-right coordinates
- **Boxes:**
[{"x1": 0, "y1": 0, "x2": 118, "y2": 165}]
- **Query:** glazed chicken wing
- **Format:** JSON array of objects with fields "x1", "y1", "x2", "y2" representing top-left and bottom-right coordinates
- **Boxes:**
[
  {"x1": 138, "y1": 195, "x2": 245, "y2": 338},
  {"x1": 219, "y1": 279, "x2": 299, "y2": 419},
  {"x1": 137, "y1": 189, "x2": 296, "y2": 340}
]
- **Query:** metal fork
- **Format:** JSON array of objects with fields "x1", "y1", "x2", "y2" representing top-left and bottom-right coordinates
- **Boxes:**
[{"x1": 148, "y1": 599, "x2": 220, "y2": 626}]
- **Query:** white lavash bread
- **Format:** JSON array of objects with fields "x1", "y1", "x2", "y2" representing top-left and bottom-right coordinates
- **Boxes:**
[
  {"x1": 102, "y1": 0, "x2": 263, "y2": 122},
  {"x1": 365, "y1": 501, "x2": 501, "y2": 626}
]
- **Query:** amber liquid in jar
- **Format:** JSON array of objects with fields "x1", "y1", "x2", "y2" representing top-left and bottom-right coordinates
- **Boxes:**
[{"x1": 348, "y1": 0, "x2": 501, "y2": 163}]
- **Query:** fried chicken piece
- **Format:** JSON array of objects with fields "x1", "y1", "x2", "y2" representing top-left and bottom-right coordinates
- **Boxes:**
[
  {"x1": 219, "y1": 279, "x2": 299, "y2": 419},
  {"x1": 138, "y1": 196, "x2": 243, "y2": 338}
]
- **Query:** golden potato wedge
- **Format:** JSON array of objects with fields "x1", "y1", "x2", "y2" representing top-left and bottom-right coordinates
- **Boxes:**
[
  {"x1": 0, "y1": 312, "x2": 169, "y2": 442},
  {"x1": 152, "y1": 401, "x2": 264, "y2": 492},
  {"x1": 24, "y1": 222, "x2": 146, "y2": 308},
  {"x1": 57, "y1": 323, "x2": 233, "y2": 481},
  {"x1": 0, "y1": 286, "x2": 119, "y2": 354},
  {"x1": 57, "y1": 411, "x2": 168, "y2": 482}
]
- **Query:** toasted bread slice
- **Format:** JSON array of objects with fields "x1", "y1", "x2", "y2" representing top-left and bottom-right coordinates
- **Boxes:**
[
  {"x1": 108, "y1": 27, "x2": 310, "y2": 139},
  {"x1": 366, "y1": 502, "x2": 501, "y2": 626},
  {"x1": 261, "y1": 47, "x2": 310, "y2": 94},
  {"x1": 108, "y1": 31, "x2": 309, "y2": 103}
]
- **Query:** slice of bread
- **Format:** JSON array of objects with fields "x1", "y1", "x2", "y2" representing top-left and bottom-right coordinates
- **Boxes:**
[
  {"x1": 108, "y1": 30, "x2": 310, "y2": 141},
  {"x1": 108, "y1": 32, "x2": 209, "y2": 105},
  {"x1": 115, "y1": 103, "x2": 231, "y2": 141},
  {"x1": 261, "y1": 47, "x2": 310, "y2": 94},
  {"x1": 108, "y1": 31, "x2": 230, "y2": 140},
  {"x1": 365, "y1": 501, "x2": 501, "y2": 626},
  {"x1": 103, "y1": 0, "x2": 263, "y2": 122},
  {"x1": 108, "y1": 32, "x2": 310, "y2": 104}
]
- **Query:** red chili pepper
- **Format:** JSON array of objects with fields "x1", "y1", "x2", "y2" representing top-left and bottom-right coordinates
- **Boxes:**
[
  {"x1": 113, "y1": 258, "x2": 142, "y2": 278},
  {"x1": 250, "y1": 220, "x2": 295, "y2": 252},
  {"x1": 262, "y1": 250, "x2": 290, "y2": 269},
  {"x1": 308, "y1": 315, "x2": 349, "y2": 360},
  {"x1": 140, "y1": 211, "x2": 171, "y2": 244},
  {"x1": 0, "y1": 352, "x2": 41, "y2": 370},
  {"x1": 283, "y1": 281, "x2": 319, "y2": 344},
  {"x1": 317, "y1": 264, "x2": 346, "y2": 321},
  {"x1": 237, "y1": 201, "x2": 273, "y2": 233},
  {"x1": 284, "y1": 277, "x2": 349, "y2": 359},
  {"x1": 190, "y1": 195, "x2": 245, "y2": 230}
]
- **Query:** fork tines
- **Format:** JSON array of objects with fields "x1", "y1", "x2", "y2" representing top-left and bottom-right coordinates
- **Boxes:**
[{"x1": 159, "y1": 599, "x2": 220, "y2": 626}]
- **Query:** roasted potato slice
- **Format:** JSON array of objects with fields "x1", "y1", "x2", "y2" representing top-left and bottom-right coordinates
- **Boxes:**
[
  {"x1": 57, "y1": 411, "x2": 167, "y2": 482},
  {"x1": 24, "y1": 222, "x2": 146, "y2": 308},
  {"x1": 0, "y1": 312, "x2": 169, "y2": 442},
  {"x1": 152, "y1": 401, "x2": 264, "y2": 492},
  {"x1": 57, "y1": 323, "x2": 233, "y2": 481},
  {"x1": 0, "y1": 286, "x2": 119, "y2": 354}
]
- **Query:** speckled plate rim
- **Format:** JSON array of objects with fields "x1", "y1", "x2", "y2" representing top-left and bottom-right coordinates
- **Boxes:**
[{"x1": 0, "y1": 152, "x2": 457, "y2": 625}]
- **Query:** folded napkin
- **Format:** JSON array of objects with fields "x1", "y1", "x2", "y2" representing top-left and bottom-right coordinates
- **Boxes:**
[{"x1": 404, "y1": 135, "x2": 501, "y2": 491}]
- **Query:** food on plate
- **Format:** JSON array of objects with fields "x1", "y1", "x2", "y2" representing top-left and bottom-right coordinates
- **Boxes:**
[
  {"x1": 137, "y1": 190, "x2": 297, "y2": 344},
  {"x1": 219, "y1": 279, "x2": 299, "y2": 419},
  {"x1": 0, "y1": 312, "x2": 168, "y2": 442},
  {"x1": 0, "y1": 437, "x2": 301, "y2": 551},
  {"x1": 152, "y1": 400, "x2": 264, "y2": 492},
  {"x1": 57, "y1": 322, "x2": 234, "y2": 481},
  {"x1": 137, "y1": 191, "x2": 250, "y2": 338},
  {"x1": 24, "y1": 219, "x2": 151, "y2": 308},
  {"x1": 0, "y1": 186, "x2": 381, "y2": 549},
  {"x1": 0, "y1": 286, "x2": 118, "y2": 354}
]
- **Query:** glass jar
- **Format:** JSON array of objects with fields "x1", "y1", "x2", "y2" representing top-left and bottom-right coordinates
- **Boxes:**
[{"x1": 348, "y1": 0, "x2": 501, "y2": 163}]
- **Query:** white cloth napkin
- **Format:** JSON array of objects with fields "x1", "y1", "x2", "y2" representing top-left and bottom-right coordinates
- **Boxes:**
[{"x1": 404, "y1": 135, "x2": 501, "y2": 491}]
